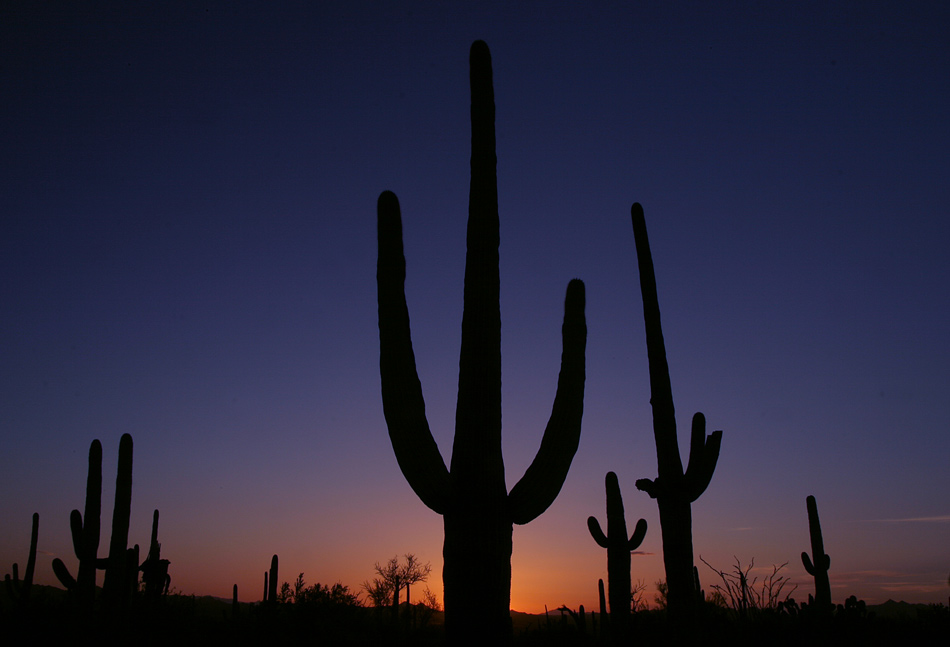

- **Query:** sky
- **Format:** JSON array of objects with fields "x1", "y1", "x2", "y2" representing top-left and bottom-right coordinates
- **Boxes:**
[{"x1": 2, "y1": 2, "x2": 949, "y2": 613}]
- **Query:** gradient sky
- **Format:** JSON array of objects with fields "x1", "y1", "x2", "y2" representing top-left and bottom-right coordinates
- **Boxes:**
[{"x1": 3, "y1": 2, "x2": 948, "y2": 613}]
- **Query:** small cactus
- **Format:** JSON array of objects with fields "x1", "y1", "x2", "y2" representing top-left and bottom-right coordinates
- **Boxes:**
[
  {"x1": 801, "y1": 495, "x2": 831, "y2": 611},
  {"x1": 598, "y1": 578, "x2": 608, "y2": 636},
  {"x1": 140, "y1": 509, "x2": 171, "y2": 600},
  {"x1": 4, "y1": 512, "x2": 39, "y2": 605},
  {"x1": 588, "y1": 471, "x2": 646, "y2": 639},
  {"x1": 266, "y1": 554, "x2": 278, "y2": 604}
]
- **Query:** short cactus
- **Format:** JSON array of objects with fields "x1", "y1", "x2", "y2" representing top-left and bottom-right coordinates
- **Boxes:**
[
  {"x1": 4, "y1": 512, "x2": 39, "y2": 604},
  {"x1": 801, "y1": 495, "x2": 831, "y2": 610},
  {"x1": 588, "y1": 471, "x2": 646, "y2": 639},
  {"x1": 140, "y1": 509, "x2": 171, "y2": 599}
]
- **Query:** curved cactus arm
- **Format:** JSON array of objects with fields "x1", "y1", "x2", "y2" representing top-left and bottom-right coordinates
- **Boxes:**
[
  {"x1": 52, "y1": 558, "x2": 77, "y2": 590},
  {"x1": 68, "y1": 509, "x2": 84, "y2": 553},
  {"x1": 801, "y1": 551, "x2": 817, "y2": 575},
  {"x1": 377, "y1": 190, "x2": 451, "y2": 514},
  {"x1": 509, "y1": 279, "x2": 587, "y2": 524},
  {"x1": 588, "y1": 517, "x2": 609, "y2": 548},
  {"x1": 628, "y1": 518, "x2": 648, "y2": 550},
  {"x1": 683, "y1": 413, "x2": 723, "y2": 502}
]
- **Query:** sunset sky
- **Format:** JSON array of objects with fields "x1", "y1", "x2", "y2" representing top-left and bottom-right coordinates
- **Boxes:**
[{"x1": 2, "y1": 2, "x2": 948, "y2": 613}]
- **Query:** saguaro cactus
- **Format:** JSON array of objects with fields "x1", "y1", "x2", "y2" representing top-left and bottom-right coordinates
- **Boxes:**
[
  {"x1": 588, "y1": 472, "x2": 647, "y2": 639},
  {"x1": 801, "y1": 495, "x2": 831, "y2": 611},
  {"x1": 102, "y1": 433, "x2": 134, "y2": 610},
  {"x1": 377, "y1": 40, "x2": 587, "y2": 644},
  {"x1": 141, "y1": 509, "x2": 171, "y2": 599},
  {"x1": 598, "y1": 578, "x2": 608, "y2": 636},
  {"x1": 4, "y1": 512, "x2": 39, "y2": 604},
  {"x1": 630, "y1": 203, "x2": 723, "y2": 620},
  {"x1": 52, "y1": 439, "x2": 103, "y2": 610},
  {"x1": 268, "y1": 554, "x2": 279, "y2": 604}
]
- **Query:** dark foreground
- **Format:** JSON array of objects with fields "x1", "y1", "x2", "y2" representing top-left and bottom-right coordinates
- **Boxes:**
[{"x1": 3, "y1": 586, "x2": 946, "y2": 646}]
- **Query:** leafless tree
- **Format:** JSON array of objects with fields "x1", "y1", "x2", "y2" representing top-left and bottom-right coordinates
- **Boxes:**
[{"x1": 699, "y1": 556, "x2": 797, "y2": 619}]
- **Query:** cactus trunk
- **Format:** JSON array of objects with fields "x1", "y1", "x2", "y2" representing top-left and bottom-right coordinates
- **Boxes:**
[
  {"x1": 377, "y1": 41, "x2": 586, "y2": 645},
  {"x1": 102, "y1": 433, "x2": 134, "y2": 610}
]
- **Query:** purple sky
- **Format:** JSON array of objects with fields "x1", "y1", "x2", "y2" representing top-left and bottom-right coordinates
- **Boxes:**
[{"x1": 2, "y1": 2, "x2": 948, "y2": 611}]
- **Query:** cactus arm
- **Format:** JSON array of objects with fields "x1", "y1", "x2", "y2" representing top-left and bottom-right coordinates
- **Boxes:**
[
  {"x1": 635, "y1": 477, "x2": 660, "y2": 499},
  {"x1": 801, "y1": 551, "x2": 816, "y2": 575},
  {"x1": 68, "y1": 509, "x2": 84, "y2": 553},
  {"x1": 52, "y1": 558, "x2": 77, "y2": 590},
  {"x1": 630, "y1": 202, "x2": 683, "y2": 478},
  {"x1": 683, "y1": 413, "x2": 723, "y2": 502},
  {"x1": 508, "y1": 279, "x2": 587, "y2": 524},
  {"x1": 628, "y1": 517, "x2": 648, "y2": 550},
  {"x1": 377, "y1": 191, "x2": 451, "y2": 514},
  {"x1": 588, "y1": 517, "x2": 609, "y2": 548}
]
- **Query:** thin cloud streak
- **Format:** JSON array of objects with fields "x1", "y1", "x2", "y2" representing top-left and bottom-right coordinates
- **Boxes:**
[{"x1": 854, "y1": 515, "x2": 950, "y2": 524}]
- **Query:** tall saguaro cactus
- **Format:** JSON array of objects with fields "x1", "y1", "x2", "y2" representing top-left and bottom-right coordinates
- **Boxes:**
[
  {"x1": 629, "y1": 203, "x2": 723, "y2": 620},
  {"x1": 377, "y1": 40, "x2": 587, "y2": 644},
  {"x1": 587, "y1": 472, "x2": 647, "y2": 640},
  {"x1": 801, "y1": 495, "x2": 832, "y2": 611}
]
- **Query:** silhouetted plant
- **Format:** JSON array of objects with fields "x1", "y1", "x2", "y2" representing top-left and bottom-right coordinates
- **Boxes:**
[
  {"x1": 588, "y1": 471, "x2": 647, "y2": 640},
  {"x1": 265, "y1": 555, "x2": 279, "y2": 605},
  {"x1": 376, "y1": 40, "x2": 586, "y2": 645},
  {"x1": 51, "y1": 434, "x2": 149, "y2": 616},
  {"x1": 801, "y1": 495, "x2": 832, "y2": 613},
  {"x1": 4, "y1": 512, "x2": 38, "y2": 605},
  {"x1": 631, "y1": 578, "x2": 649, "y2": 612},
  {"x1": 52, "y1": 439, "x2": 102, "y2": 611},
  {"x1": 101, "y1": 433, "x2": 134, "y2": 612},
  {"x1": 598, "y1": 578, "x2": 608, "y2": 636},
  {"x1": 699, "y1": 556, "x2": 796, "y2": 620},
  {"x1": 630, "y1": 203, "x2": 723, "y2": 621},
  {"x1": 140, "y1": 509, "x2": 171, "y2": 600}
]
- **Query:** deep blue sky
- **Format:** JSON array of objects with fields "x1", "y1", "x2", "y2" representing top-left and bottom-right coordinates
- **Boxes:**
[{"x1": 2, "y1": 2, "x2": 948, "y2": 610}]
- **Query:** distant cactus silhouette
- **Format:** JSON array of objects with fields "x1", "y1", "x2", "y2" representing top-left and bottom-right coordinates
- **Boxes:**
[
  {"x1": 598, "y1": 578, "x2": 608, "y2": 636},
  {"x1": 377, "y1": 40, "x2": 587, "y2": 644},
  {"x1": 52, "y1": 434, "x2": 148, "y2": 614},
  {"x1": 264, "y1": 554, "x2": 278, "y2": 605},
  {"x1": 588, "y1": 471, "x2": 646, "y2": 639},
  {"x1": 52, "y1": 439, "x2": 103, "y2": 611},
  {"x1": 140, "y1": 509, "x2": 171, "y2": 600},
  {"x1": 630, "y1": 203, "x2": 723, "y2": 620},
  {"x1": 801, "y1": 495, "x2": 832, "y2": 611},
  {"x1": 4, "y1": 512, "x2": 38, "y2": 605},
  {"x1": 102, "y1": 433, "x2": 134, "y2": 611}
]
